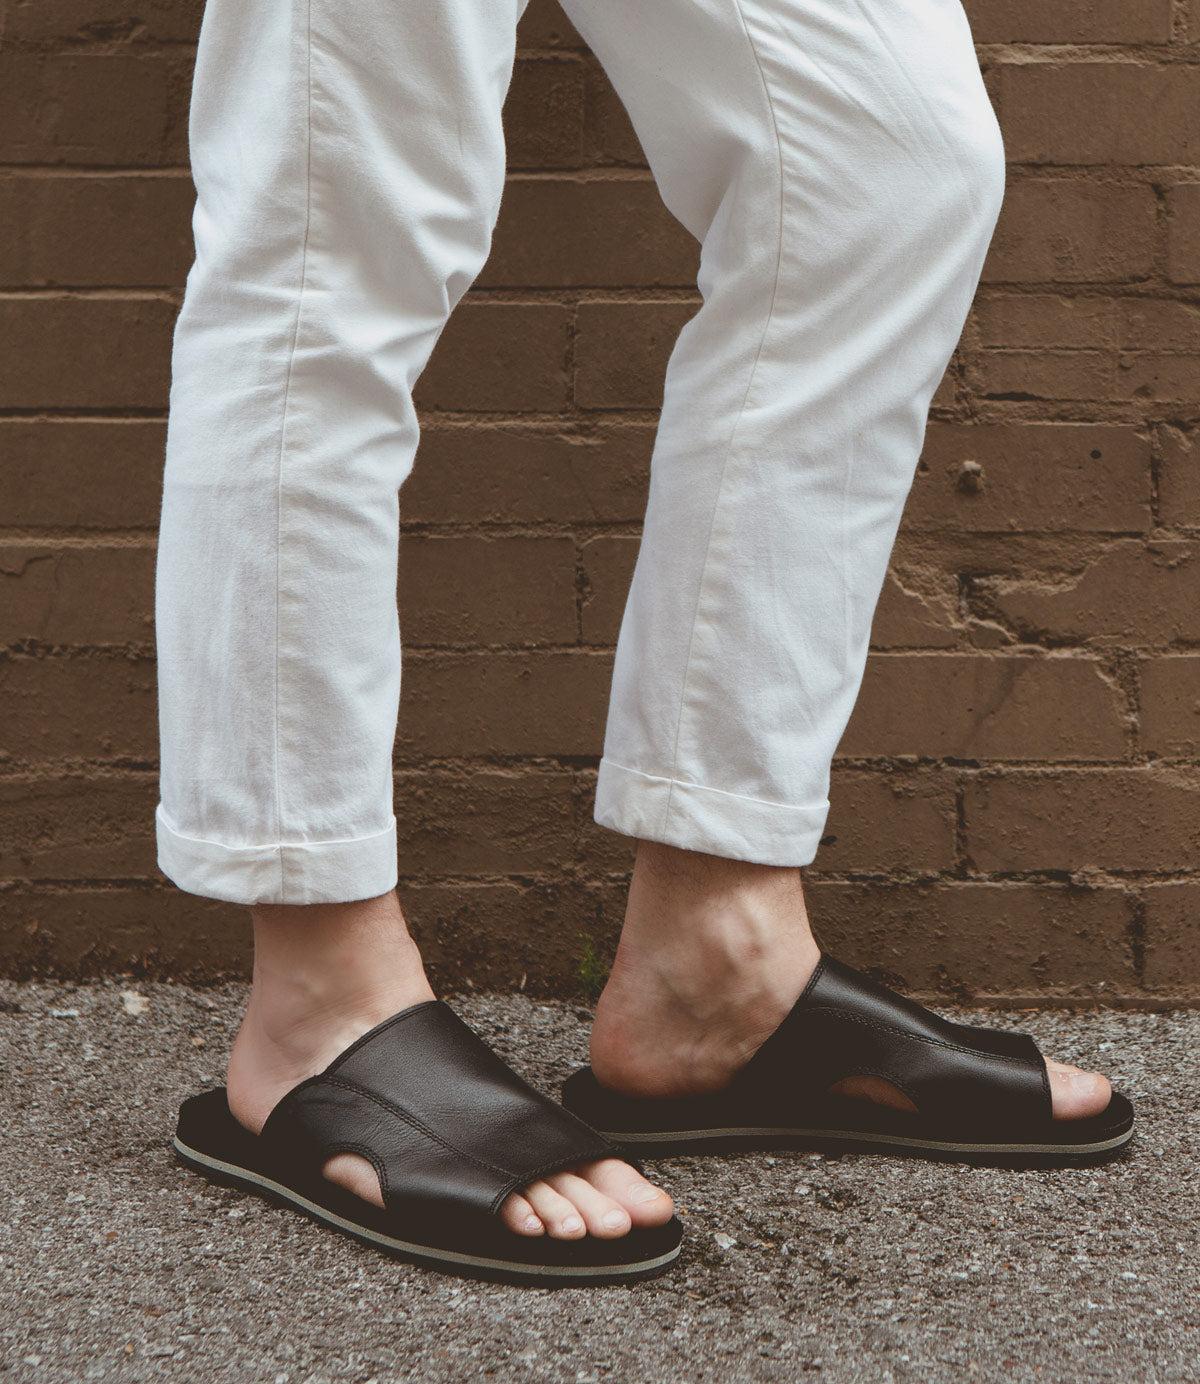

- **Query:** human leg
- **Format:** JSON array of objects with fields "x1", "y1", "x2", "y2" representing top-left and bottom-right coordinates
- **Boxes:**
[
  {"x1": 556, "y1": 0, "x2": 1114, "y2": 1124},
  {"x1": 156, "y1": 0, "x2": 672, "y2": 1256}
]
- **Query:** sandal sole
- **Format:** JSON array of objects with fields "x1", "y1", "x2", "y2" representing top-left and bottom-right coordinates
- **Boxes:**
[{"x1": 174, "y1": 1134, "x2": 682, "y2": 1287}]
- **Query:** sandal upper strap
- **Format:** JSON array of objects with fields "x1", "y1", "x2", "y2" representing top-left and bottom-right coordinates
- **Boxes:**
[
  {"x1": 739, "y1": 957, "x2": 1051, "y2": 1130},
  {"x1": 258, "y1": 1001, "x2": 616, "y2": 1222}
]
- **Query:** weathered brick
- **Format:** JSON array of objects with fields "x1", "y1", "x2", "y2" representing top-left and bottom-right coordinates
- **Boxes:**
[
  {"x1": 396, "y1": 651, "x2": 610, "y2": 759},
  {"x1": 0, "y1": 774, "x2": 157, "y2": 879},
  {"x1": 0, "y1": 885, "x2": 249, "y2": 980},
  {"x1": 998, "y1": 64, "x2": 1200, "y2": 167},
  {"x1": 965, "y1": 0, "x2": 1172, "y2": 44},
  {"x1": 1116, "y1": 352, "x2": 1200, "y2": 404},
  {"x1": 0, "y1": 543, "x2": 156, "y2": 646},
  {"x1": 1139, "y1": 655, "x2": 1200, "y2": 757},
  {"x1": 415, "y1": 302, "x2": 572, "y2": 413},
  {"x1": 970, "y1": 349, "x2": 1113, "y2": 403},
  {"x1": 907, "y1": 423, "x2": 1149, "y2": 533},
  {"x1": 1157, "y1": 425, "x2": 1200, "y2": 528},
  {"x1": 0, "y1": 420, "x2": 165, "y2": 529},
  {"x1": 393, "y1": 767, "x2": 576, "y2": 876},
  {"x1": 0, "y1": 298, "x2": 175, "y2": 410},
  {"x1": 483, "y1": 178, "x2": 698, "y2": 289},
  {"x1": 982, "y1": 180, "x2": 1157, "y2": 283},
  {"x1": 1166, "y1": 183, "x2": 1200, "y2": 286},
  {"x1": 1142, "y1": 883, "x2": 1200, "y2": 994},
  {"x1": 808, "y1": 879, "x2": 1136, "y2": 998},
  {"x1": 583, "y1": 59, "x2": 648, "y2": 167},
  {"x1": 503, "y1": 58, "x2": 585, "y2": 170},
  {"x1": 973, "y1": 295, "x2": 1116, "y2": 349},
  {"x1": 815, "y1": 768, "x2": 957, "y2": 872},
  {"x1": 965, "y1": 768, "x2": 1200, "y2": 872},
  {"x1": 837, "y1": 654, "x2": 1128, "y2": 761},
  {"x1": 5, "y1": 0, "x2": 204, "y2": 43},
  {"x1": 404, "y1": 421, "x2": 651, "y2": 525},
  {"x1": 574, "y1": 300, "x2": 698, "y2": 409},
  {"x1": 984, "y1": 540, "x2": 1200, "y2": 644},
  {"x1": 0, "y1": 174, "x2": 194, "y2": 288},
  {"x1": 579, "y1": 535, "x2": 638, "y2": 644},
  {"x1": 869, "y1": 574, "x2": 959, "y2": 649},
  {"x1": 0, "y1": 54, "x2": 176, "y2": 166},
  {"x1": 1119, "y1": 299, "x2": 1200, "y2": 351},
  {"x1": 400, "y1": 535, "x2": 577, "y2": 646},
  {"x1": 0, "y1": 655, "x2": 157, "y2": 762}
]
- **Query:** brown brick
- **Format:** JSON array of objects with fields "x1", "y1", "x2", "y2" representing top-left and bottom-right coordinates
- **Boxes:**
[
  {"x1": 574, "y1": 300, "x2": 698, "y2": 409},
  {"x1": 970, "y1": 349, "x2": 1113, "y2": 402},
  {"x1": 0, "y1": 174, "x2": 194, "y2": 288},
  {"x1": 397, "y1": 651, "x2": 610, "y2": 759},
  {"x1": 973, "y1": 294, "x2": 1116, "y2": 349},
  {"x1": 1167, "y1": 183, "x2": 1200, "y2": 286},
  {"x1": 965, "y1": 768, "x2": 1200, "y2": 872},
  {"x1": 1116, "y1": 352, "x2": 1200, "y2": 404},
  {"x1": 0, "y1": 884, "x2": 249, "y2": 980},
  {"x1": 0, "y1": 420, "x2": 165, "y2": 529},
  {"x1": 814, "y1": 768, "x2": 957, "y2": 872},
  {"x1": 579, "y1": 535, "x2": 638, "y2": 644},
  {"x1": 982, "y1": 180, "x2": 1156, "y2": 284},
  {"x1": 1142, "y1": 883, "x2": 1200, "y2": 994},
  {"x1": 0, "y1": 543, "x2": 156, "y2": 645},
  {"x1": 5, "y1": 0, "x2": 204, "y2": 43},
  {"x1": 1119, "y1": 299, "x2": 1200, "y2": 351},
  {"x1": 998, "y1": 64, "x2": 1200, "y2": 167},
  {"x1": 1157, "y1": 425, "x2": 1200, "y2": 528},
  {"x1": 483, "y1": 178, "x2": 698, "y2": 289},
  {"x1": 907, "y1": 423, "x2": 1149, "y2": 533},
  {"x1": 985, "y1": 540, "x2": 1200, "y2": 644},
  {"x1": 1139, "y1": 655, "x2": 1200, "y2": 757},
  {"x1": 0, "y1": 655, "x2": 158, "y2": 762},
  {"x1": 405, "y1": 422, "x2": 651, "y2": 526},
  {"x1": 808, "y1": 879, "x2": 1136, "y2": 999},
  {"x1": 583, "y1": 60, "x2": 647, "y2": 167},
  {"x1": 415, "y1": 302, "x2": 571, "y2": 413},
  {"x1": 393, "y1": 766, "x2": 576, "y2": 876},
  {"x1": 0, "y1": 774, "x2": 157, "y2": 879},
  {"x1": 0, "y1": 298, "x2": 175, "y2": 410},
  {"x1": 503, "y1": 58, "x2": 585, "y2": 170},
  {"x1": 837, "y1": 654, "x2": 1128, "y2": 761},
  {"x1": 516, "y1": 0, "x2": 584, "y2": 49},
  {"x1": 400, "y1": 535, "x2": 577, "y2": 646},
  {"x1": 0, "y1": 54, "x2": 176, "y2": 166},
  {"x1": 965, "y1": 0, "x2": 1172, "y2": 43},
  {"x1": 869, "y1": 574, "x2": 958, "y2": 649}
]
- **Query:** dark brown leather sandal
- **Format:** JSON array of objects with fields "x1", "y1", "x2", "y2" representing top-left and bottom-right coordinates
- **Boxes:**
[
  {"x1": 174, "y1": 1000, "x2": 682, "y2": 1285},
  {"x1": 562, "y1": 956, "x2": 1135, "y2": 1165}
]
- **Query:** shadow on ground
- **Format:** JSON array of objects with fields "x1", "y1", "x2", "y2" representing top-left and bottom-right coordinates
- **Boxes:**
[{"x1": 2, "y1": 980, "x2": 1196, "y2": 1383}]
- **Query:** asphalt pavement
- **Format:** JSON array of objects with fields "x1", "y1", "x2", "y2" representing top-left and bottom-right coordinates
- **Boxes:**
[{"x1": 2, "y1": 979, "x2": 1197, "y2": 1383}]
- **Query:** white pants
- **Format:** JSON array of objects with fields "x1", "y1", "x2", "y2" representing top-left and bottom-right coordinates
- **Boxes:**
[{"x1": 155, "y1": 0, "x2": 1005, "y2": 905}]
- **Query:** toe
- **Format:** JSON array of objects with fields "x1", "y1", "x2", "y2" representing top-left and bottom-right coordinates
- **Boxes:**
[
  {"x1": 543, "y1": 1171, "x2": 633, "y2": 1239},
  {"x1": 574, "y1": 1158, "x2": 675, "y2": 1227},
  {"x1": 499, "y1": 1192, "x2": 546, "y2": 1238},
  {"x1": 522, "y1": 1180, "x2": 587, "y2": 1240},
  {"x1": 1047, "y1": 1060, "x2": 1112, "y2": 1120}
]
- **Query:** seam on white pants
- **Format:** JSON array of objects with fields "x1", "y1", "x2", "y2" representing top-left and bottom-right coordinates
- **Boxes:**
[
  {"x1": 271, "y1": 0, "x2": 316, "y2": 904},
  {"x1": 604, "y1": 759, "x2": 824, "y2": 815},
  {"x1": 157, "y1": 806, "x2": 398, "y2": 853},
  {"x1": 662, "y1": 0, "x2": 787, "y2": 833}
]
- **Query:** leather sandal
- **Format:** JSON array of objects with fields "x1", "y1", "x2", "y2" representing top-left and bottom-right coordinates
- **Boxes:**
[
  {"x1": 173, "y1": 999, "x2": 682, "y2": 1285},
  {"x1": 562, "y1": 956, "x2": 1135, "y2": 1164}
]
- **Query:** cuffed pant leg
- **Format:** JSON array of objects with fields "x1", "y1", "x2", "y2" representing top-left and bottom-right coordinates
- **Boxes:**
[
  {"x1": 563, "y1": 0, "x2": 1005, "y2": 865},
  {"x1": 155, "y1": 0, "x2": 528, "y2": 904}
]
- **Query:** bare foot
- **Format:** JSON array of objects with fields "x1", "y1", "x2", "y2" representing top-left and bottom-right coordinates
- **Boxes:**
[
  {"x1": 225, "y1": 892, "x2": 674, "y2": 1242},
  {"x1": 590, "y1": 842, "x2": 1111, "y2": 1121}
]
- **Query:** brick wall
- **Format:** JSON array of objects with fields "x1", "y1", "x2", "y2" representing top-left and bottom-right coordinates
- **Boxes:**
[{"x1": 2, "y1": 0, "x2": 1198, "y2": 1004}]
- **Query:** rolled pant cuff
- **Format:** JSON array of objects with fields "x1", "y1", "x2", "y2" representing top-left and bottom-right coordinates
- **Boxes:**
[
  {"x1": 593, "y1": 758, "x2": 828, "y2": 868},
  {"x1": 155, "y1": 803, "x2": 399, "y2": 905}
]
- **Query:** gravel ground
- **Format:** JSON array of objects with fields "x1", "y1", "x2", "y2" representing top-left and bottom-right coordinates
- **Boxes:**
[{"x1": 2, "y1": 979, "x2": 1197, "y2": 1384}]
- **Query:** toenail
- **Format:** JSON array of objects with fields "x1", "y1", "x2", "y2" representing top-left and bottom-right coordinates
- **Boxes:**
[
  {"x1": 563, "y1": 1215, "x2": 584, "y2": 1233},
  {"x1": 603, "y1": 1209, "x2": 629, "y2": 1230},
  {"x1": 524, "y1": 1215, "x2": 543, "y2": 1234},
  {"x1": 629, "y1": 1183, "x2": 661, "y2": 1204}
]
